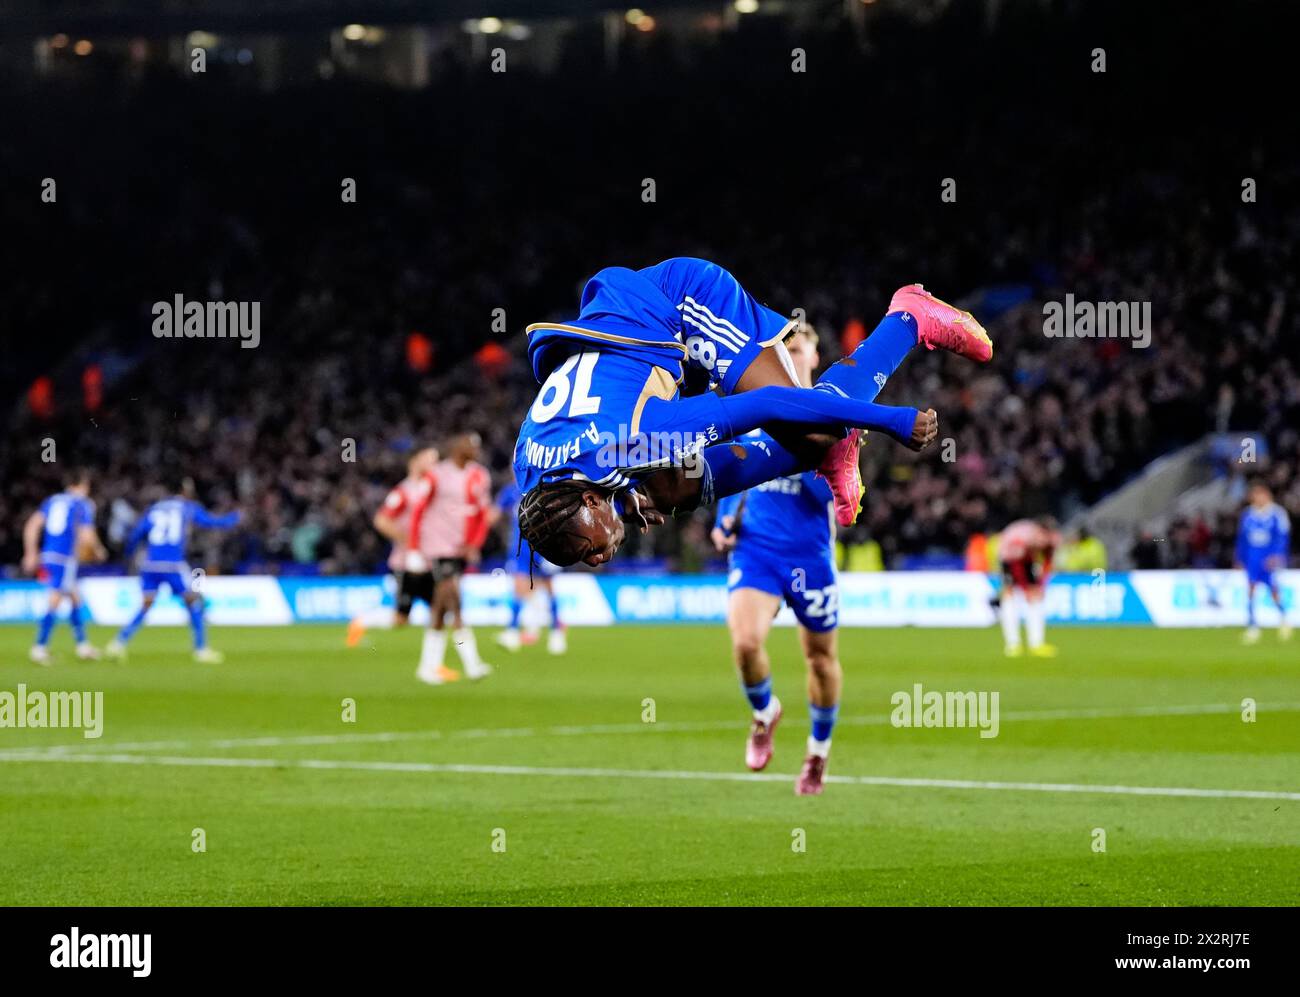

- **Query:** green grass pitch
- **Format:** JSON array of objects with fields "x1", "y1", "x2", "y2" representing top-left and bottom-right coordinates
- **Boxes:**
[{"x1": 0, "y1": 623, "x2": 1296, "y2": 906}]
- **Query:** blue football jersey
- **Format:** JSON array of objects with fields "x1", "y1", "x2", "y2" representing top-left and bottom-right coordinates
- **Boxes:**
[
  {"x1": 39, "y1": 492, "x2": 95, "y2": 562},
  {"x1": 516, "y1": 258, "x2": 794, "y2": 497},
  {"x1": 127, "y1": 498, "x2": 240, "y2": 568},
  {"x1": 716, "y1": 453, "x2": 834, "y2": 561},
  {"x1": 716, "y1": 433, "x2": 837, "y2": 630},
  {"x1": 515, "y1": 347, "x2": 730, "y2": 494},
  {"x1": 526, "y1": 257, "x2": 794, "y2": 394},
  {"x1": 1237, "y1": 503, "x2": 1290, "y2": 567}
]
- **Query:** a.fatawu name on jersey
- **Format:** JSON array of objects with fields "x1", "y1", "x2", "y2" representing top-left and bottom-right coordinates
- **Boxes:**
[{"x1": 521, "y1": 421, "x2": 601, "y2": 471}]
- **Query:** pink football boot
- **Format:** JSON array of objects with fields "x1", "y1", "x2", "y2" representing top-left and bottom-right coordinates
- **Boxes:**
[
  {"x1": 745, "y1": 701, "x2": 782, "y2": 771},
  {"x1": 888, "y1": 284, "x2": 993, "y2": 363},
  {"x1": 795, "y1": 754, "x2": 827, "y2": 796},
  {"x1": 817, "y1": 429, "x2": 866, "y2": 527}
]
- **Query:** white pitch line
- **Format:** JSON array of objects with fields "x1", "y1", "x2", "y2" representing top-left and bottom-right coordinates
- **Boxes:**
[
  {"x1": 0, "y1": 750, "x2": 1297, "y2": 801},
  {"x1": 9, "y1": 700, "x2": 1298, "y2": 756}
]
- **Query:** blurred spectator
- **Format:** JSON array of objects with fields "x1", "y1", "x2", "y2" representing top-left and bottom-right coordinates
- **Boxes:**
[
  {"x1": 1059, "y1": 527, "x2": 1107, "y2": 573},
  {"x1": 838, "y1": 533, "x2": 884, "y2": 572}
]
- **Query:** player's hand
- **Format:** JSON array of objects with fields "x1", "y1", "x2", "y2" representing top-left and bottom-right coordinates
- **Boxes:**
[
  {"x1": 710, "y1": 527, "x2": 736, "y2": 553},
  {"x1": 907, "y1": 408, "x2": 939, "y2": 452},
  {"x1": 21, "y1": 552, "x2": 38, "y2": 575},
  {"x1": 622, "y1": 489, "x2": 666, "y2": 533},
  {"x1": 404, "y1": 551, "x2": 428, "y2": 573},
  {"x1": 93, "y1": 544, "x2": 109, "y2": 564}
]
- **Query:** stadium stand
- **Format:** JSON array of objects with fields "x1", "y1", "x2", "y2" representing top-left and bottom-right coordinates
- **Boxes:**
[{"x1": 2, "y1": 2, "x2": 1296, "y2": 574}]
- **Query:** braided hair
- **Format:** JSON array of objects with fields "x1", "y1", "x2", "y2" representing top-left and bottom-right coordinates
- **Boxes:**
[{"x1": 517, "y1": 479, "x2": 603, "y2": 569}]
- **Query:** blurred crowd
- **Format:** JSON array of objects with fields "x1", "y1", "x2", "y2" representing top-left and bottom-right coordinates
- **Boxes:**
[
  {"x1": 1134, "y1": 432, "x2": 1300, "y2": 570},
  {"x1": 1, "y1": 2, "x2": 1297, "y2": 574}
]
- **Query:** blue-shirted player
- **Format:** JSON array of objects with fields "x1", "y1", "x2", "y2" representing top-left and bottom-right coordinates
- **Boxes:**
[
  {"x1": 21, "y1": 469, "x2": 108, "y2": 664},
  {"x1": 515, "y1": 258, "x2": 991, "y2": 568},
  {"x1": 711, "y1": 325, "x2": 841, "y2": 795},
  {"x1": 105, "y1": 479, "x2": 241, "y2": 663},
  {"x1": 492, "y1": 476, "x2": 566, "y2": 655},
  {"x1": 1236, "y1": 481, "x2": 1292, "y2": 644}
]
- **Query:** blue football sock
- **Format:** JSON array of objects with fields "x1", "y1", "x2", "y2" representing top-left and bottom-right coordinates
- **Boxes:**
[
  {"x1": 69, "y1": 604, "x2": 87, "y2": 644},
  {"x1": 549, "y1": 593, "x2": 562, "y2": 629},
  {"x1": 508, "y1": 595, "x2": 523, "y2": 629},
  {"x1": 117, "y1": 604, "x2": 150, "y2": 644},
  {"x1": 1247, "y1": 589, "x2": 1257, "y2": 627},
  {"x1": 188, "y1": 601, "x2": 207, "y2": 650},
  {"x1": 743, "y1": 675, "x2": 773, "y2": 712},
  {"x1": 810, "y1": 702, "x2": 840, "y2": 743},
  {"x1": 36, "y1": 610, "x2": 56, "y2": 647},
  {"x1": 816, "y1": 312, "x2": 918, "y2": 405}
]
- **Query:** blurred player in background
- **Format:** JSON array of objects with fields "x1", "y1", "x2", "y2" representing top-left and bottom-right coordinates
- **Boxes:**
[
  {"x1": 408, "y1": 433, "x2": 493, "y2": 683},
  {"x1": 105, "y1": 478, "x2": 241, "y2": 663},
  {"x1": 1236, "y1": 481, "x2": 1292, "y2": 644},
  {"x1": 346, "y1": 447, "x2": 438, "y2": 647},
  {"x1": 21, "y1": 469, "x2": 107, "y2": 664},
  {"x1": 493, "y1": 475, "x2": 567, "y2": 655},
  {"x1": 711, "y1": 324, "x2": 840, "y2": 795},
  {"x1": 998, "y1": 517, "x2": 1061, "y2": 658}
]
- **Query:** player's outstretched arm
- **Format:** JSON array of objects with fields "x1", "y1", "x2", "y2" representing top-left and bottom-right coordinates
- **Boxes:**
[
  {"x1": 714, "y1": 384, "x2": 935, "y2": 451},
  {"x1": 193, "y1": 506, "x2": 241, "y2": 531},
  {"x1": 636, "y1": 395, "x2": 935, "y2": 519}
]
